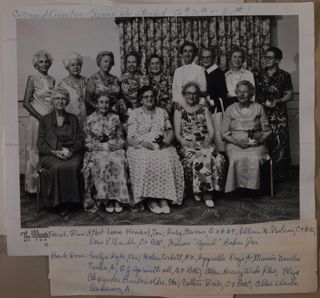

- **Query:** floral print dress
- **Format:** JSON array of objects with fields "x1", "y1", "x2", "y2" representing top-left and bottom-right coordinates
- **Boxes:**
[
  {"x1": 126, "y1": 107, "x2": 184, "y2": 204},
  {"x1": 255, "y1": 68, "x2": 293, "y2": 182},
  {"x1": 82, "y1": 111, "x2": 130, "y2": 210},
  {"x1": 177, "y1": 104, "x2": 226, "y2": 194},
  {"x1": 148, "y1": 74, "x2": 172, "y2": 114},
  {"x1": 58, "y1": 76, "x2": 86, "y2": 128},
  {"x1": 121, "y1": 72, "x2": 150, "y2": 109}
]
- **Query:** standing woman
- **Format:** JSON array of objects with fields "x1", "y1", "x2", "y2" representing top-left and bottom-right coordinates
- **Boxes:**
[
  {"x1": 255, "y1": 47, "x2": 294, "y2": 182},
  {"x1": 147, "y1": 54, "x2": 173, "y2": 114},
  {"x1": 58, "y1": 53, "x2": 86, "y2": 128},
  {"x1": 225, "y1": 47, "x2": 255, "y2": 108},
  {"x1": 172, "y1": 41, "x2": 207, "y2": 107},
  {"x1": 23, "y1": 50, "x2": 55, "y2": 193},
  {"x1": 85, "y1": 51, "x2": 122, "y2": 116},
  {"x1": 121, "y1": 51, "x2": 150, "y2": 112}
]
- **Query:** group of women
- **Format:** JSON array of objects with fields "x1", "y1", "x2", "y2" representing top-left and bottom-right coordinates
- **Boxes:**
[{"x1": 23, "y1": 41, "x2": 293, "y2": 217}]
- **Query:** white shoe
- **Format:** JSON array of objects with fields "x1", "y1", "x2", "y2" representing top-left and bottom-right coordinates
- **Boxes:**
[
  {"x1": 204, "y1": 194, "x2": 215, "y2": 208},
  {"x1": 194, "y1": 194, "x2": 201, "y2": 201},
  {"x1": 106, "y1": 202, "x2": 114, "y2": 213},
  {"x1": 205, "y1": 199, "x2": 215, "y2": 208},
  {"x1": 159, "y1": 200, "x2": 170, "y2": 214},
  {"x1": 114, "y1": 202, "x2": 123, "y2": 213},
  {"x1": 148, "y1": 200, "x2": 161, "y2": 214}
]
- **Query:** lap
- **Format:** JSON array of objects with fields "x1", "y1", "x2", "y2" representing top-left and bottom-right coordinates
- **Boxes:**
[
  {"x1": 40, "y1": 154, "x2": 82, "y2": 171},
  {"x1": 226, "y1": 144, "x2": 268, "y2": 161}
]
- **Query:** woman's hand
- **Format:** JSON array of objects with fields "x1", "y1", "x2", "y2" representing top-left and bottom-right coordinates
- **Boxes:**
[
  {"x1": 141, "y1": 141, "x2": 155, "y2": 150},
  {"x1": 52, "y1": 150, "x2": 68, "y2": 160},
  {"x1": 128, "y1": 138, "x2": 140, "y2": 148},
  {"x1": 235, "y1": 140, "x2": 250, "y2": 149},
  {"x1": 108, "y1": 143, "x2": 122, "y2": 151},
  {"x1": 203, "y1": 137, "x2": 212, "y2": 148},
  {"x1": 267, "y1": 85, "x2": 279, "y2": 94},
  {"x1": 182, "y1": 140, "x2": 197, "y2": 149}
]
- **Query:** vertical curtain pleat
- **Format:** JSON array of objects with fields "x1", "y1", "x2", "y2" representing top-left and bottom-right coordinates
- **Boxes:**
[{"x1": 115, "y1": 16, "x2": 271, "y2": 75}]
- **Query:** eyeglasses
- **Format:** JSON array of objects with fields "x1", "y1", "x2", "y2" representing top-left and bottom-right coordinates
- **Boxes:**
[
  {"x1": 264, "y1": 55, "x2": 275, "y2": 60},
  {"x1": 53, "y1": 96, "x2": 67, "y2": 101},
  {"x1": 142, "y1": 95, "x2": 155, "y2": 100},
  {"x1": 185, "y1": 92, "x2": 198, "y2": 97},
  {"x1": 235, "y1": 90, "x2": 250, "y2": 96}
]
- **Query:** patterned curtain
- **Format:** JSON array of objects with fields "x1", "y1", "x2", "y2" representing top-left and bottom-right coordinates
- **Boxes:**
[{"x1": 115, "y1": 16, "x2": 271, "y2": 76}]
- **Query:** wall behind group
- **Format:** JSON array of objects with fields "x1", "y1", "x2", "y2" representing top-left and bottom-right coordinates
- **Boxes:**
[
  {"x1": 17, "y1": 17, "x2": 122, "y2": 100},
  {"x1": 17, "y1": 15, "x2": 299, "y2": 100}
]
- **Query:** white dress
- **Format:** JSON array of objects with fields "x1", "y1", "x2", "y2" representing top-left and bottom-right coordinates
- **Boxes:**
[
  {"x1": 172, "y1": 63, "x2": 207, "y2": 106},
  {"x1": 126, "y1": 107, "x2": 184, "y2": 204},
  {"x1": 25, "y1": 73, "x2": 55, "y2": 193}
]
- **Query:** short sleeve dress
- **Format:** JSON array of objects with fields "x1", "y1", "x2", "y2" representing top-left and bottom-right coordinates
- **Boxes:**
[{"x1": 126, "y1": 107, "x2": 184, "y2": 205}]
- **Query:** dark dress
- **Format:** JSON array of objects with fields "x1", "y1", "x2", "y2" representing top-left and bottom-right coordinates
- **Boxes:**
[
  {"x1": 148, "y1": 74, "x2": 172, "y2": 114},
  {"x1": 205, "y1": 66, "x2": 228, "y2": 113},
  {"x1": 37, "y1": 111, "x2": 84, "y2": 208},
  {"x1": 255, "y1": 68, "x2": 293, "y2": 182}
]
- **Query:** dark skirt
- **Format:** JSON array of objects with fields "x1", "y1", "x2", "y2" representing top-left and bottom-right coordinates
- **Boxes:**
[
  {"x1": 265, "y1": 104, "x2": 291, "y2": 182},
  {"x1": 39, "y1": 154, "x2": 83, "y2": 208}
]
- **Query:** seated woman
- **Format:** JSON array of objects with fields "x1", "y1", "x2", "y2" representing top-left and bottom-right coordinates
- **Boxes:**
[
  {"x1": 174, "y1": 82, "x2": 226, "y2": 208},
  {"x1": 37, "y1": 88, "x2": 84, "y2": 217},
  {"x1": 82, "y1": 93, "x2": 130, "y2": 213},
  {"x1": 126, "y1": 86, "x2": 184, "y2": 214},
  {"x1": 221, "y1": 80, "x2": 272, "y2": 193}
]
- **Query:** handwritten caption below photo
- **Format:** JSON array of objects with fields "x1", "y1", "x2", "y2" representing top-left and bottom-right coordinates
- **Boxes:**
[{"x1": 48, "y1": 220, "x2": 317, "y2": 296}]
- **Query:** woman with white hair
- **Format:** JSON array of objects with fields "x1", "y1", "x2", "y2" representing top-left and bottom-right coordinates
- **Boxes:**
[
  {"x1": 23, "y1": 50, "x2": 55, "y2": 193},
  {"x1": 58, "y1": 52, "x2": 86, "y2": 128},
  {"x1": 37, "y1": 87, "x2": 84, "y2": 216},
  {"x1": 221, "y1": 80, "x2": 272, "y2": 193}
]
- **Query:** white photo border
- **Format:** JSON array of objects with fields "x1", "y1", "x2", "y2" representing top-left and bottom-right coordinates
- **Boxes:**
[{"x1": 3, "y1": 3, "x2": 315, "y2": 255}]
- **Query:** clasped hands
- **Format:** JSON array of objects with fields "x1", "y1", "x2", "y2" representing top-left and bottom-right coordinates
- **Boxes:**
[
  {"x1": 52, "y1": 147, "x2": 73, "y2": 160},
  {"x1": 182, "y1": 137, "x2": 212, "y2": 149},
  {"x1": 235, "y1": 139, "x2": 262, "y2": 149}
]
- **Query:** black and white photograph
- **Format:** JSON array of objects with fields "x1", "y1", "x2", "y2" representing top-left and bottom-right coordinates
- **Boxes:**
[
  {"x1": 3, "y1": 3, "x2": 314, "y2": 255},
  {"x1": 16, "y1": 13, "x2": 300, "y2": 228}
]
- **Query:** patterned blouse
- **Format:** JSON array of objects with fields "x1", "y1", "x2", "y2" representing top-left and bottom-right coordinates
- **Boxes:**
[
  {"x1": 121, "y1": 72, "x2": 150, "y2": 109},
  {"x1": 127, "y1": 107, "x2": 172, "y2": 148},
  {"x1": 148, "y1": 74, "x2": 172, "y2": 112},
  {"x1": 255, "y1": 68, "x2": 293, "y2": 104},
  {"x1": 84, "y1": 111, "x2": 124, "y2": 152}
]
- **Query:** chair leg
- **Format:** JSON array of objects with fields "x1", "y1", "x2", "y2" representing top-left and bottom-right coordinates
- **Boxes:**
[
  {"x1": 260, "y1": 158, "x2": 273, "y2": 197},
  {"x1": 270, "y1": 159, "x2": 274, "y2": 197},
  {"x1": 36, "y1": 172, "x2": 40, "y2": 213}
]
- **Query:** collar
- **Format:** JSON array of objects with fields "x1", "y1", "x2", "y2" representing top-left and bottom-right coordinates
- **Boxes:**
[
  {"x1": 225, "y1": 67, "x2": 246, "y2": 76},
  {"x1": 206, "y1": 64, "x2": 218, "y2": 74},
  {"x1": 50, "y1": 110, "x2": 70, "y2": 128}
]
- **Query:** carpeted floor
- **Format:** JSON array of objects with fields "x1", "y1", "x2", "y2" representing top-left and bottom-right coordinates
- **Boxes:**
[{"x1": 20, "y1": 167, "x2": 300, "y2": 228}]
